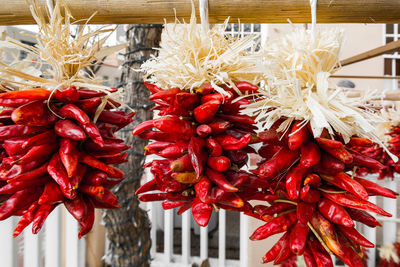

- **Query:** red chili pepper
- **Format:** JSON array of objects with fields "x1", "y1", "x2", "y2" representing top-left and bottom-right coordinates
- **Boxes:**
[
  {"x1": 144, "y1": 82, "x2": 162, "y2": 94},
  {"x1": 162, "y1": 200, "x2": 187, "y2": 210},
  {"x1": 78, "y1": 153, "x2": 124, "y2": 179},
  {"x1": 289, "y1": 222, "x2": 309, "y2": 255},
  {"x1": 157, "y1": 141, "x2": 188, "y2": 159},
  {"x1": 321, "y1": 172, "x2": 369, "y2": 200},
  {"x1": 78, "y1": 97, "x2": 102, "y2": 113},
  {"x1": 80, "y1": 122, "x2": 104, "y2": 147},
  {"x1": 303, "y1": 245, "x2": 318, "y2": 267},
  {"x1": 11, "y1": 100, "x2": 57, "y2": 126},
  {"x1": 316, "y1": 137, "x2": 344, "y2": 149},
  {"x1": 70, "y1": 164, "x2": 86, "y2": 190},
  {"x1": 208, "y1": 119, "x2": 231, "y2": 134},
  {"x1": 288, "y1": 121, "x2": 310, "y2": 150},
  {"x1": 312, "y1": 153, "x2": 345, "y2": 175},
  {"x1": 256, "y1": 147, "x2": 299, "y2": 178},
  {"x1": 250, "y1": 212, "x2": 296, "y2": 241},
  {"x1": 322, "y1": 189, "x2": 391, "y2": 217},
  {"x1": 286, "y1": 164, "x2": 309, "y2": 200},
  {"x1": 216, "y1": 114, "x2": 255, "y2": 125},
  {"x1": 196, "y1": 124, "x2": 212, "y2": 137},
  {"x1": 354, "y1": 176, "x2": 398, "y2": 198},
  {"x1": 171, "y1": 171, "x2": 199, "y2": 184},
  {"x1": 153, "y1": 116, "x2": 195, "y2": 140},
  {"x1": 195, "y1": 84, "x2": 214, "y2": 95},
  {"x1": 318, "y1": 198, "x2": 354, "y2": 227},
  {"x1": 54, "y1": 120, "x2": 86, "y2": 141},
  {"x1": 170, "y1": 154, "x2": 194, "y2": 172},
  {"x1": 13, "y1": 201, "x2": 39, "y2": 237},
  {"x1": 0, "y1": 98, "x2": 31, "y2": 107},
  {"x1": 0, "y1": 187, "x2": 43, "y2": 220},
  {"x1": 205, "y1": 168, "x2": 237, "y2": 192},
  {"x1": 90, "y1": 188, "x2": 120, "y2": 209},
  {"x1": 188, "y1": 137, "x2": 206, "y2": 177},
  {"x1": 191, "y1": 198, "x2": 213, "y2": 227},
  {"x1": 273, "y1": 235, "x2": 293, "y2": 265},
  {"x1": 32, "y1": 203, "x2": 56, "y2": 234},
  {"x1": 54, "y1": 86, "x2": 79, "y2": 103},
  {"x1": 261, "y1": 232, "x2": 288, "y2": 263},
  {"x1": 348, "y1": 137, "x2": 373, "y2": 147},
  {"x1": 132, "y1": 120, "x2": 154, "y2": 135},
  {"x1": 337, "y1": 232, "x2": 364, "y2": 267},
  {"x1": 308, "y1": 239, "x2": 334, "y2": 267},
  {"x1": 256, "y1": 202, "x2": 295, "y2": 217},
  {"x1": 345, "y1": 207, "x2": 382, "y2": 227},
  {"x1": 59, "y1": 140, "x2": 78, "y2": 178},
  {"x1": 301, "y1": 142, "x2": 321, "y2": 167},
  {"x1": 0, "y1": 176, "x2": 48, "y2": 194},
  {"x1": 135, "y1": 179, "x2": 160, "y2": 195},
  {"x1": 64, "y1": 195, "x2": 87, "y2": 221},
  {"x1": 193, "y1": 99, "x2": 221, "y2": 123},
  {"x1": 319, "y1": 144, "x2": 353, "y2": 164},
  {"x1": 0, "y1": 159, "x2": 45, "y2": 180},
  {"x1": 84, "y1": 138, "x2": 130, "y2": 152},
  {"x1": 98, "y1": 111, "x2": 133, "y2": 127},
  {"x1": 303, "y1": 173, "x2": 321, "y2": 188},
  {"x1": 300, "y1": 185, "x2": 321, "y2": 203},
  {"x1": 102, "y1": 153, "x2": 128, "y2": 165},
  {"x1": 215, "y1": 134, "x2": 251, "y2": 150},
  {"x1": 0, "y1": 125, "x2": 48, "y2": 141},
  {"x1": 38, "y1": 180, "x2": 65, "y2": 205},
  {"x1": 234, "y1": 81, "x2": 258, "y2": 92},
  {"x1": 194, "y1": 177, "x2": 212, "y2": 203},
  {"x1": 347, "y1": 149, "x2": 384, "y2": 170},
  {"x1": 205, "y1": 138, "x2": 223, "y2": 157},
  {"x1": 297, "y1": 202, "x2": 315, "y2": 224},
  {"x1": 0, "y1": 88, "x2": 51, "y2": 100},
  {"x1": 47, "y1": 153, "x2": 75, "y2": 199},
  {"x1": 15, "y1": 143, "x2": 58, "y2": 165},
  {"x1": 7, "y1": 163, "x2": 48, "y2": 182},
  {"x1": 310, "y1": 212, "x2": 346, "y2": 259},
  {"x1": 59, "y1": 104, "x2": 90, "y2": 125},
  {"x1": 336, "y1": 225, "x2": 374, "y2": 248},
  {"x1": 207, "y1": 156, "x2": 231, "y2": 172},
  {"x1": 78, "y1": 198, "x2": 95, "y2": 238},
  {"x1": 200, "y1": 92, "x2": 232, "y2": 104},
  {"x1": 137, "y1": 130, "x2": 177, "y2": 142}
]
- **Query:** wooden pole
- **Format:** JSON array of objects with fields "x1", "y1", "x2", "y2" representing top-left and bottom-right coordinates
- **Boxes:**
[
  {"x1": 1, "y1": 0, "x2": 400, "y2": 25},
  {"x1": 340, "y1": 39, "x2": 400, "y2": 67}
]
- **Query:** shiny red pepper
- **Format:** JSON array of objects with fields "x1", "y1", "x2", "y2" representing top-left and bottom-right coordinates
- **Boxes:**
[
  {"x1": 286, "y1": 164, "x2": 309, "y2": 200},
  {"x1": 59, "y1": 104, "x2": 90, "y2": 125},
  {"x1": 318, "y1": 198, "x2": 354, "y2": 227},
  {"x1": 193, "y1": 99, "x2": 221, "y2": 123}
]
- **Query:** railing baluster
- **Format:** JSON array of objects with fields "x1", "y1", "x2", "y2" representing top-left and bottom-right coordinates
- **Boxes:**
[
  {"x1": 182, "y1": 210, "x2": 191, "y2": 265},
  {"x1": 24, "y1": 224, "x2": 41, "y2": 267},
  {"x1": 239, "y1": 212, "x2": 248, "y2": 267},
  {"x1": 65, "y1": 209, "x2": 79, "y2": 267},
  {"x1": 0, "y1": 218, "x2": 17, "y2": 267},
  {"x1": 383, "y1": 180, "x2": 397, "y2": 245},
  {"x1": 45, "y1": 206, "x2": 61, "y2": 267},
  {"x1": 365, "y1": 196, "x2": 377, "y2": 267},
  {"x1": 164, "y1": 209, "x2": 173, "y2": 262},
  {"x1": 200, "y1": 225, "x2": 208, "y2": 261},
  {"x1": 218, "y1": 210, "x2": 226, "y2": 267}
]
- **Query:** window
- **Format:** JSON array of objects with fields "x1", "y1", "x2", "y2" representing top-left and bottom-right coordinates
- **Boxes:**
[
  {"x1": 225, "y1": 23, "x2": 262, "y2": 51},
  {"x1": 384, "y1": 24, "x2": 400, "y2": 89}
]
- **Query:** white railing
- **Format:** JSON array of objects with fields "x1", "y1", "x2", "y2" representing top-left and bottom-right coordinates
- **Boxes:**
[{"x1": 0, "y1": 206, "x2": 85, "y2": 267}]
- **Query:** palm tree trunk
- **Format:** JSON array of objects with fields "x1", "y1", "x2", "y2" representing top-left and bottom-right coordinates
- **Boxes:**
[{"x1": 103, "y1": 24, "x2": 162, "y2": 267}]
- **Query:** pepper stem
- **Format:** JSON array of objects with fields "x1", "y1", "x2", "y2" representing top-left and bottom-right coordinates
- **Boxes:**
[
  {"x1": 307, "y1": 222, "x2": 333, "y2": 255},
  {"x1": 274, "y1": 199, "x2": 298, "y2": 206}
]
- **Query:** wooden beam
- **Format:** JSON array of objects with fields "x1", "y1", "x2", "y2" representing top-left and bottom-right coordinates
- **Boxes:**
[
  {"x1": 1, "y1": 0, "x2": 400, "y2": 25},
  {"x1": 340, "y1": 39, "x2": 400, "y2": 67},
  {"x1": 331, "y1": 75, "x2": 400, "y2": 80}
]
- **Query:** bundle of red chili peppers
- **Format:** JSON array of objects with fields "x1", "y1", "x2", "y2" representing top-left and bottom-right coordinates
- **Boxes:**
[
  {"x1": 248, "y1": 119, "x2": 397, "y2": 266},
  {"x1": 352, "y1": 126, "x2": 400, "y2": 180},
  {"x1": 133, "y1": 82, "x2": 277, "y2": 226},
  {"x1": 0, "y1": 86, "x2": 133, "y2": 237}
]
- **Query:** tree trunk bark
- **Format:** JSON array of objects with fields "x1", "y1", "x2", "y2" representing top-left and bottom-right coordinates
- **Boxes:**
[{"x1": 103, "y1": 24, "x2": 162, "y2": 267}]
